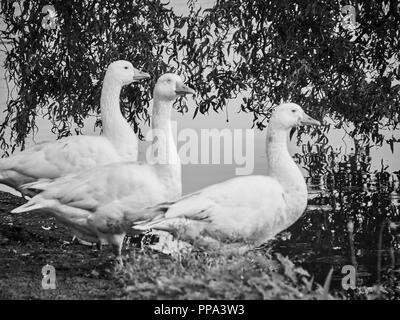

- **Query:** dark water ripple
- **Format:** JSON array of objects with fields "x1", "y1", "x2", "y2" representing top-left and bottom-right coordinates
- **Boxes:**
[{"x1": 271, "y1": 141, "x2": 400, "y2": 293}]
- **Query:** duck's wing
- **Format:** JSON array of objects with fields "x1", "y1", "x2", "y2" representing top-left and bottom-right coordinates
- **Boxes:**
[
  {"x1": 0, "y1": 135, "x2": 120, "y2": 190},
  {"x1": 12, "y1": 161, "x2": 170, "y2": 246},
  {"x1": 134, "y1": 175, "x2": 287, "y2": 242},
  {"x1": 12, "y1": 161, "x2": 165, "y2": 220}
]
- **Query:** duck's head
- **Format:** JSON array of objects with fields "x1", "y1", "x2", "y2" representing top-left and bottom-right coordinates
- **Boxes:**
[
  {"x1": 106, "y1": 60, "x2": 150, "y2": 85},
  {"x1": 154, "y1": 73, "x2": 195, "y2": 101},
  {"x1": 270, "y1": 103, "x2": 321, "y2": 130}
]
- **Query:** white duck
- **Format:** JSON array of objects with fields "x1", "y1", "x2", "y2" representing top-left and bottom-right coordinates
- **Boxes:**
[
  {"x1": 12, "y1": 74, "x2": 195, "y2": 262},
  {"x1": 0, "y1": 60, "x2": 149, "y2": 196},
  {"x1": 133, "y1": 103, "x2": 321, "y2": 252}
]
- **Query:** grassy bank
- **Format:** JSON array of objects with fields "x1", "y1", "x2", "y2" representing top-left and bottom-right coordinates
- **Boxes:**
[
  {"x1": 0, "y1": 192, "x2": 395, "y2": 300},
  {"x1": 118, "y1": 248, "x2": 331, "y2": 299}
]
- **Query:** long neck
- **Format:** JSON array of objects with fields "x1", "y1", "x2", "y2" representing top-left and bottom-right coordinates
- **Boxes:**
[
  {"x1": 100, "y1": 76, "x2": 138, "y2": 160},
  {"x1": 265, "y1": 124, "x2": 308, "y2": 221},
  {"x1": 150, "y1": 95, "x2": 181, "y2": 199}
]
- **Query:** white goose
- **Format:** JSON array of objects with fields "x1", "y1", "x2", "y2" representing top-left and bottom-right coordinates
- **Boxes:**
[
  {"x1": 12, "y1": 74, "x2": 195, "y2": 261},
  {"x1": 0, "y1": 60, "x2": 149, "y2": 196},
  {"x1": 134, "y1": 103, "x2": 321, "y2": 252}
]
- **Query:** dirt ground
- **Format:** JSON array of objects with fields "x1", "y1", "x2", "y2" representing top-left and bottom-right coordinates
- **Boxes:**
[{"x1": 0, "y1": 192, "x2": 127, "y2": 299}]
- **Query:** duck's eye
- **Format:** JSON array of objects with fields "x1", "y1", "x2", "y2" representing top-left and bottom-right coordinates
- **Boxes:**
[
  {"x1": 291, "y1": 109, "x2": 296, "y2": 113},
  {"x1": 124, "y1": 66, "x2": 128, "y2": 70}
]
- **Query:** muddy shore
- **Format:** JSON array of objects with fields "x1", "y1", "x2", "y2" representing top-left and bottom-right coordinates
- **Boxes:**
[{"x1": 0, "y1": 192, "x2": 125, "y2": 299}]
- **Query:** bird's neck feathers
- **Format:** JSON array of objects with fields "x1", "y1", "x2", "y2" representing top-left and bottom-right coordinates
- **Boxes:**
[
  {"x1": 265, "y1": 124, "x2": 308, "y2": 219},
  {"x1": 150, "y1": 98, "x2": 182, "y2": 199},
  {"x1": 99, "y1": 76, "x2": 138, "y2": 160}
]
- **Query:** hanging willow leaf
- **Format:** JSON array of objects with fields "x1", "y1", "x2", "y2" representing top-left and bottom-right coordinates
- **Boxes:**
[{"x1": 0, "y1": 0, "x2": 399, "y2": 153}]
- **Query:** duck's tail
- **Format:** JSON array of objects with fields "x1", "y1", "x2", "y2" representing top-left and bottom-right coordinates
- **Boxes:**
[
  {"x1": 20, "y1": 179, "x2": 54, "y2": 193},
  {"x1": 132, "y1": 202, "x2": 173, "y2": 231},
  {"x1": 0, "y1": 157, "x2": 23, "y2": 188},
  {"x1": 11, "y1": 195, "x2": 49, "y2": 213}
]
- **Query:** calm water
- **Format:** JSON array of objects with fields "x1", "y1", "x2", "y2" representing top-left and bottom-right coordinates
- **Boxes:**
[{"x1": 271, "y1": 143, "x2": 400, "y2": 293}]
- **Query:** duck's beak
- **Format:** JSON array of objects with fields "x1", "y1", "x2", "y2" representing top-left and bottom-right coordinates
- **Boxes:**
[
  {"x1": 132, "y1": 69, "x2": 150, "y2": 81},
  {"x1": 301, "y1": 112, "x2": 321, "y2": 126},
  {"x1": 175, "y1": 82, "x2": 196, "y2": 95}
]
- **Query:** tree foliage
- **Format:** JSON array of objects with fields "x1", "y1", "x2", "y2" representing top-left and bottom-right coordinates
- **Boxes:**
[
  {"x1": 0, "y1": 0, "x2": 399, "y2": 153},
  {"x1": 176, "y1": 0, "x2": 400, "y2": 143},
  {"x1": 0, "y1": 0, "x2": 179, "y2": 152}
]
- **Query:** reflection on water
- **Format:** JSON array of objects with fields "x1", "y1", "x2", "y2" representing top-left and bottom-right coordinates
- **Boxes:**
[{"x1": 270, "y1": 138, "x2": 400, "y2": 295}]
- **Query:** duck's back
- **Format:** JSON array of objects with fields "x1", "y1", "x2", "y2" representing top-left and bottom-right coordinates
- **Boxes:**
[
  {"x1": 0, "y1": 135, "x2": 122, "y2": 190},
  {"x1": 143, "y1": 175, "x2": 288, "y2": 245}
]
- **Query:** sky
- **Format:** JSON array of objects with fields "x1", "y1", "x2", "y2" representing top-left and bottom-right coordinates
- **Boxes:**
[{"x1": 168, "y1": 0, "x2": 215, "y2": 14}]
